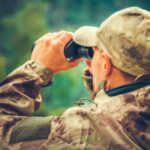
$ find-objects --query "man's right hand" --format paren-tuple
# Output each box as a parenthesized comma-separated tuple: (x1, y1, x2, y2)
(31, 31, 80, 74)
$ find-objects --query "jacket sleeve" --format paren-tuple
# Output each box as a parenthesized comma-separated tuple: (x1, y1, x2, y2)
(0, 60, 53, 116)
(0, 60, 54, 149)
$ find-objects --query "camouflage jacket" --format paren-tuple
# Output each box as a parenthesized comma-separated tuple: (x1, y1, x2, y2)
(0, 60, 150, 150)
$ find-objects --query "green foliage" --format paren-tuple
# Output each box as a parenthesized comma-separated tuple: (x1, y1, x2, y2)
(0, 0, 150, 115)
(2, 1, 48, 71)
(0, 55, 6, 79)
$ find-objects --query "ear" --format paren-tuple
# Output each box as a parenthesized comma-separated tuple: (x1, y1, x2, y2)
(102, 52, 112, 77)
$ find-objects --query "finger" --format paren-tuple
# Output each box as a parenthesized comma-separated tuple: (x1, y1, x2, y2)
(69, 59, 80, 67)
(92, 46, 99, 51)
(50, 31, 66, 38)
(58, 32, 73, 47)
(35, 31, 63, 43)
(49, 31, 72, 40)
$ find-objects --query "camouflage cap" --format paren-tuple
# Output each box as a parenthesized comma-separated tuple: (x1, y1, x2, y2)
(73, 7, 150, 76)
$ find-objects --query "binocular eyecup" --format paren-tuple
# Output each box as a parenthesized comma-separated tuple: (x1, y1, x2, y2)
(64, 40, 93, 61)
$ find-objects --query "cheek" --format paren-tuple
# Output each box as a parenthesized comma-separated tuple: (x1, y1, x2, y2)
(91, 55, 102, 78)
(92, 65, 102, 84)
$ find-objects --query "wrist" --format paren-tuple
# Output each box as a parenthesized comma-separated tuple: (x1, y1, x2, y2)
(28, 60, 54, 86)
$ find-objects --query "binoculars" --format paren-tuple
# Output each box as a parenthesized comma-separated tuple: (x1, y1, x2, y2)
(64, 40, 93, 61)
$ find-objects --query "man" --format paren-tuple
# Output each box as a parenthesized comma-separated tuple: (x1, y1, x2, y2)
(0, 7, 150, 150)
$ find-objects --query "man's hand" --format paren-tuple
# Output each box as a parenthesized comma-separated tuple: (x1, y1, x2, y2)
(31, 31, 80, 74)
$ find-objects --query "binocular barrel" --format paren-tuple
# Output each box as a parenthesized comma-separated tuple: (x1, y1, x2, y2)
(64, 40, 94, 61)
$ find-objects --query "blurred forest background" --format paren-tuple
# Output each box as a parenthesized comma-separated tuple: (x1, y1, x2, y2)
(0, 0, 150, 116)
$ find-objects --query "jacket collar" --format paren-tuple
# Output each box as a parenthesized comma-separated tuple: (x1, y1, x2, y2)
(106, 73, 150, 97)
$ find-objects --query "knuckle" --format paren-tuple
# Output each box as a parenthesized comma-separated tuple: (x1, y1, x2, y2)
(65, 31, 73, 36)
(65, 33, 73, 39)
(45, 39, 51, 45)
(53, 40, 63, 47)
(42, 33, 51, 39)
(60, 31, 72, 37)
(51, 32, 59, 37)
(50, 41, 56, 48)
(51, 40, 60, 48)
(57, 39, 64, 45)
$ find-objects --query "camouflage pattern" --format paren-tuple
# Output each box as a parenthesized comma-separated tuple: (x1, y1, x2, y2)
(73, 7, 150, 76)
(0, 60, 54, 149)
(0, 60, 150, 149)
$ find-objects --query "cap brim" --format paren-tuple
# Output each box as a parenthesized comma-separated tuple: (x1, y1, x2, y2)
(73, 26, 98, 47)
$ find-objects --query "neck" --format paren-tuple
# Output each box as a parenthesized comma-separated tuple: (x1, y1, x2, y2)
(105, 67, 135, 91)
